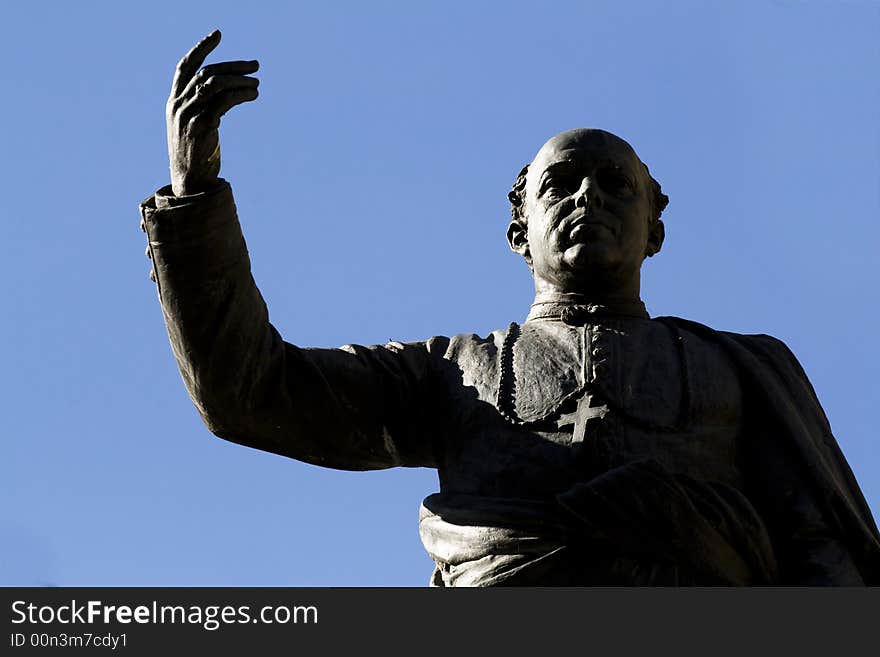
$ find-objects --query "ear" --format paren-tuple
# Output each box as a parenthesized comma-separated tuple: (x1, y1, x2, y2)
(645, 219, 665, 258)
(507, 219, 531, 264)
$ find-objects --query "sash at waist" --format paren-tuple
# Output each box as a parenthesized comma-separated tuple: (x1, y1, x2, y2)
(420, 460, 779, 586)
(418, 494, 571, 586)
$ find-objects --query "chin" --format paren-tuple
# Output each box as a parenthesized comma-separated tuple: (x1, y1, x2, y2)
(562, 243, 618, 271)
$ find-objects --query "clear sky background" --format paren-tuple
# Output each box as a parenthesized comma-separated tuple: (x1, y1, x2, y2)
(2, 1, 877, 586)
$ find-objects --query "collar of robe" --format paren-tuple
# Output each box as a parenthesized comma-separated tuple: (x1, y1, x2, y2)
(526, 292, 650, 325)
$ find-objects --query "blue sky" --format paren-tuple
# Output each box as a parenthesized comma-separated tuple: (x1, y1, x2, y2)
(2, 1, 877, 585)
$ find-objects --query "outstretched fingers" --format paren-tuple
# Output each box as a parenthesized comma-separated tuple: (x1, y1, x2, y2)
(171, 30, 222, 98)
(177, 75, 260, 125)
(194, 87, 261, 129)
(177, 60, 260, 99)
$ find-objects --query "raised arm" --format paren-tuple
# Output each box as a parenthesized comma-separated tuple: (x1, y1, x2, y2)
(141, 33, 443, 471)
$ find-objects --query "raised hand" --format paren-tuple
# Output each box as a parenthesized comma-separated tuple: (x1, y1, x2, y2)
(166, 30, 260, 196)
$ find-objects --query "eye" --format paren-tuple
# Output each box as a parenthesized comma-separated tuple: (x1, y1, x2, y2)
(598, 170, 634, 197)
(540, 176, 574, 200)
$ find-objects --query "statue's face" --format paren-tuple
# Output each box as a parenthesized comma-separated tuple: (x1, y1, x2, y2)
(517, 129, 663, 294)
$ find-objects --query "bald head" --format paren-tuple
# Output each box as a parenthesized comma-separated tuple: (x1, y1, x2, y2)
(509, 128, 668, 226)
(534, 129, 640, 169)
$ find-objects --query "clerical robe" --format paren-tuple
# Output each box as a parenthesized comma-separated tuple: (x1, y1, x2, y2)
(139, 180, 880, 585)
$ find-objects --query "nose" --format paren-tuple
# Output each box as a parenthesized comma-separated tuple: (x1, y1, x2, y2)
(574, 177, 602, 210)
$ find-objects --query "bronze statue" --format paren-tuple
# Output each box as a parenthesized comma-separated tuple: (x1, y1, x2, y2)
(141, 31, 879, 585)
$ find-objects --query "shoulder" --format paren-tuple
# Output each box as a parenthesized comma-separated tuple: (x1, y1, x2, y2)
(658, 316, 822, 407)
(656, 316, 816, 387)
(443, 327, 508, 360)
(427, 326, 512, 399)
(359, 326, 509, 368)
(657, 316, 794, 358)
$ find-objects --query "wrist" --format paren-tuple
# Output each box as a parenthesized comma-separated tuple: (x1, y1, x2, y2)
(171, 174, 221, 198)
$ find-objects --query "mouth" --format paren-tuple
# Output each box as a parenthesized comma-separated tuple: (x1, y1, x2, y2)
(567, 217, 615, 243)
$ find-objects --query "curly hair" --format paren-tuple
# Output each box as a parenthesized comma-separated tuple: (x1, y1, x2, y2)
(507, 163, 669, 225)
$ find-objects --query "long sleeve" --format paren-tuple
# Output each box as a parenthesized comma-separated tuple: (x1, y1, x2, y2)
(139, 181, 444, 470)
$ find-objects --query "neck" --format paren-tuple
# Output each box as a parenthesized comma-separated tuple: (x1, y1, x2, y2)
(532, 270, 642, 307)
(529, 273, 648, 321)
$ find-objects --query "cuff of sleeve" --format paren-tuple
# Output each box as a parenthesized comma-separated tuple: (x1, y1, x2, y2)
(153, 180, 229, 210)
(140, 179, 234, 242)
(139, 178, 249, 280)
